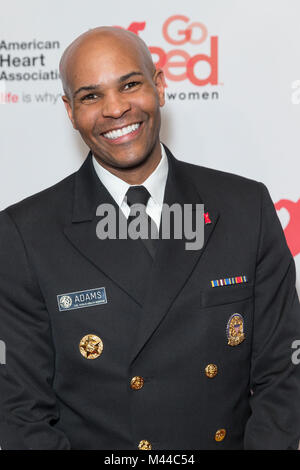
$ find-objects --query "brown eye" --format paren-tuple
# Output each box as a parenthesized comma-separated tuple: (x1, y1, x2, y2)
(81, 93, 98, 101)
(124, 81, 140, 90)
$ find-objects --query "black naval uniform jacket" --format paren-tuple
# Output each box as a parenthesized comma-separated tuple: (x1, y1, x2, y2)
(0, 145, 300, 450)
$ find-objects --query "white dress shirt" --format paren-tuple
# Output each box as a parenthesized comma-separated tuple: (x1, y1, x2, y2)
(92, 143, 169, 231)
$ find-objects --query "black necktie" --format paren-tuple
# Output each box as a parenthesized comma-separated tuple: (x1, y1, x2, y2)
(126, 186, 158, 259)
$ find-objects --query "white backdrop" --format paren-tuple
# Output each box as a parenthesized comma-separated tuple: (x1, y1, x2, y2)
(1, 0, 299, 287)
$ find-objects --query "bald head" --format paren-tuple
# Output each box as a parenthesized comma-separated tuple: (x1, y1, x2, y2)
(59, 27, 156, 98)
(59, 25, 165, 180)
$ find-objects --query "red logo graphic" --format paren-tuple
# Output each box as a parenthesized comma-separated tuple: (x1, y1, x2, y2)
(125, 22, 146, 35)
(204, 212, 212, 225)
(115, 15, 219, 86)
(275, 199, 300, 257)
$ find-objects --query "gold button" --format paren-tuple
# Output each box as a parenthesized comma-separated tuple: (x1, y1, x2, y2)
(215, 429, 226, 442)
(205, 364, 218, 378)
(138, 439, 152, 450)
(130, 376, 144, 390)
(79, 334, 103, 359)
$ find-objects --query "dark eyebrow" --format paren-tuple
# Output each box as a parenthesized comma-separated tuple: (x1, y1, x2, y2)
(73, 85, 99, 98)
(73, 71, 143, 98)
(118, 71, 143, 83)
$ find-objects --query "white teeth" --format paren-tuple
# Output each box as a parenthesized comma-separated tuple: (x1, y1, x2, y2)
(103, 123, 140, 140)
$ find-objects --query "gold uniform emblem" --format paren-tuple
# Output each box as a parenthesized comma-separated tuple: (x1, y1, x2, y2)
(215, 429, 226, 442)
(138, 440, 152, 450)
(205, 364, 218, 378)
(79, 334, 103, 359)
(226, 313, 245, 346)
(130, 376, 144, 390)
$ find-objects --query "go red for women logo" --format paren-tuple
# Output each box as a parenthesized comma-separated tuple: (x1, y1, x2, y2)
(275, 199, 300, 257)
(115, 15, 219, 87)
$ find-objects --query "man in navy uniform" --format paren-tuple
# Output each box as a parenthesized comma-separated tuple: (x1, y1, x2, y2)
(0, 27, 300, 450)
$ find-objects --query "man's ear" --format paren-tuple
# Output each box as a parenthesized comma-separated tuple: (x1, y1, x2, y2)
(62, 95, 77, 129)
(154, 68, 166, 107)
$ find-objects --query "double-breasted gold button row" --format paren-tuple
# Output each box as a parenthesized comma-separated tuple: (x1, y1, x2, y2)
(137, 429, 226, 451)
(130, 364, 218, 391)
(79, 337, 218, 380)
(79, 339, 224, 446)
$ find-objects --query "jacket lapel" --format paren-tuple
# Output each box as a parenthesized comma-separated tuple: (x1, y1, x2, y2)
(63, 153, 153, 306)
(130, 146, 220, 363)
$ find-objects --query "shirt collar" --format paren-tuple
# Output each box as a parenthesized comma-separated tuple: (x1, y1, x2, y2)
(92, 143, 169, 208)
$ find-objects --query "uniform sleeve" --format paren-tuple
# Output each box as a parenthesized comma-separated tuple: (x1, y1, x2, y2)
(244, 183, 300, 450)
(0, 210, 70, 449)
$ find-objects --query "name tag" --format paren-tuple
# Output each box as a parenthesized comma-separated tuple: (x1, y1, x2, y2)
(57, 287, 107, 311)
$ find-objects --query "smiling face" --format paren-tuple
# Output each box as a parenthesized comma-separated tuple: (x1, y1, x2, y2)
(61, 29, 165, 181)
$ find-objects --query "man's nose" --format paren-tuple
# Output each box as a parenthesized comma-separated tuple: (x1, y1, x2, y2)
(102, 92, 131, 118)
